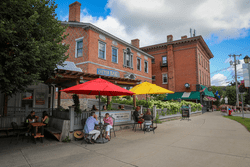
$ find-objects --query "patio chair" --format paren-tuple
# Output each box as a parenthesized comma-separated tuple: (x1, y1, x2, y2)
(10, 122, 28, 144)
(132, 114, 141, 132)
(81, 118, 94, 145)
(143, 117, 157, 134)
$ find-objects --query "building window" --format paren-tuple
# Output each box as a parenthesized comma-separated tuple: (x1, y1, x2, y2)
(152, 58, 155, 64)
(123, 48, 133, 69)
(152, 75, 155, 81)
(76, 40, 83, 58)
(112, 47, 118, 63)
(144, 60, 148, 73)
(162, 56, 167, 64)
(98, 41, 106, 59)
(198, 54, 200, 64)
(137, 57, 141, 71)
(162, 74, 168, 84)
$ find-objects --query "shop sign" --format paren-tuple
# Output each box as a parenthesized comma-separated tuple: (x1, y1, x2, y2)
(97, 68, 120, 77)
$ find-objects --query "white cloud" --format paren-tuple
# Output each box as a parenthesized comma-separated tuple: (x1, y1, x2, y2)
(211, 73, 229, 86)
(60, 0, 250, 47)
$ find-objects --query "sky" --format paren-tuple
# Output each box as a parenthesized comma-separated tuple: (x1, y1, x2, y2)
(54, 0, 250, 86)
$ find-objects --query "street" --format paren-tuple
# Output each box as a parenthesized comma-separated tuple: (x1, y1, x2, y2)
(1, 111, 250, 167)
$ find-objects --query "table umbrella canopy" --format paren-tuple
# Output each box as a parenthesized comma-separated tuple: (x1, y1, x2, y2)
(129, 82, 174, 95)
(60, 78, 135, 96)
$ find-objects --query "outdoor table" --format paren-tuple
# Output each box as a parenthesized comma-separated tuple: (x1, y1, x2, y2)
(30, 122, 46, 144)
(95, 123, 109, 143)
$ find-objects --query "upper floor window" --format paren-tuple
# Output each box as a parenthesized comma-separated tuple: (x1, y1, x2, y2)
(76, 40, 83, 58)
(162, 56, 167, 64)
(201, 55, 203, 66)
(98, 41, 106, 60)
(152, 58, 155, 64)
(144, 60, 148, 73)
(162, 74, 168, 84)
(112, 47, 118, 63)
(137, 57, 141, 71)
(152, 75, 155, 81)
(198, 54, 200, 64)
(123, 48, 133, 69)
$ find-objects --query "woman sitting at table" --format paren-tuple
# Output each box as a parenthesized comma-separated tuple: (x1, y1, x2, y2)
(103, 113, 113, 141)
(141, 109, 153, 127)
(42, 111, 49, 127)
(92, 105, 98, 111)
(103, 105, 107, 111)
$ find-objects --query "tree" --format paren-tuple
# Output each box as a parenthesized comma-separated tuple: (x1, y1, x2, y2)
(211, 86, 225, 107)
(0, 0, 69, 115)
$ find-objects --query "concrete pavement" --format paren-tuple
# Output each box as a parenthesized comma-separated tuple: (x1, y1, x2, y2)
(1, 111, 250, 167)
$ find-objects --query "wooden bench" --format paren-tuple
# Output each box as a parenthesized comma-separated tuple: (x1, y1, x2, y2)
(44, 117, 69, 142)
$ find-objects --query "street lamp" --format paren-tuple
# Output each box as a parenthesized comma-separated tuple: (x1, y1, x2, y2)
(244, 55, 250, 64)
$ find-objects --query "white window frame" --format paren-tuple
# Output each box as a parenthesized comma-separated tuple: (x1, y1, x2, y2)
(137, 57, 141, 71)
(162, 74, 168, 84)
(98, 41, 106, 60)
(144, 60, 148, 73)
(162, 56, 167, 64)
(75, 37, 84, 58)
(111, 47, 118, 63)
(123, 48, 133, 69)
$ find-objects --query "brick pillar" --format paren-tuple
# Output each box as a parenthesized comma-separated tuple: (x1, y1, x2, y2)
(167, 45, 175, 91)
(131, 39, 140, 48)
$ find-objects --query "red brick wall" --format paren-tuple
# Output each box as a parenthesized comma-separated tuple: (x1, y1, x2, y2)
(142, 37, 212, 93)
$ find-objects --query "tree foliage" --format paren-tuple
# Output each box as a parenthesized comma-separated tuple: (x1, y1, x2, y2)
(0, 0, 69, 96)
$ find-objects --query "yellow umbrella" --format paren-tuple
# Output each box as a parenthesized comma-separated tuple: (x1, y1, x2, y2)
(120, 82, 174, 97)
(129, 82, 174, 95)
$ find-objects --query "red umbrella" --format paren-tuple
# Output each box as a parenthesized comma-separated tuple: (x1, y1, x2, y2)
(61, 78, 134, 143)
(61, 78, 134, 96)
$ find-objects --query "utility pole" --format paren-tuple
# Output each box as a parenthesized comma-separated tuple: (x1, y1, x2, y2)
(229, 54, 241, 107)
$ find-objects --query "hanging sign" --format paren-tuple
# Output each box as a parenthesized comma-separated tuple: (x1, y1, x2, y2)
(97, 68, 120, 77)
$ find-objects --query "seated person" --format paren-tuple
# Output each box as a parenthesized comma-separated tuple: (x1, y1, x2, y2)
(92, 105, 98, 111)
(118, 105, 125, 110)
(25, 111, 39, 134)
(84, 112, 100, 144)
(103, 105, 107, 111)
(42, 111, 49, 126)
(141, 109, 154, 128)
(103, 113, 113, 141)
(133, 106, 144, 128)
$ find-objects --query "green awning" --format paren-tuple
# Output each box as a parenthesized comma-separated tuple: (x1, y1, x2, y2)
(164, 92, 183, 100)
(164, 91, 200, 100)
(200, 85, 215, 97)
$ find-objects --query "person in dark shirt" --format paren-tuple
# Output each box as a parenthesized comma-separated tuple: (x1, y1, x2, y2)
(133, 106, 143, 128)
(142, 109, 153, 121)
(142, 109, 154, 128)
(25, 111, 39, 134)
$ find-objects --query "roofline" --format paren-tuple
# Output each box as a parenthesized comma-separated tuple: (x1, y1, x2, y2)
(60, 21, 154, 59)
(140, 36, 214, 59)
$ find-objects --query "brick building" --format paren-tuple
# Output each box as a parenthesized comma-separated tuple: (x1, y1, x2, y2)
(140, 35, 214, 109)
(57, 1, 153, 101)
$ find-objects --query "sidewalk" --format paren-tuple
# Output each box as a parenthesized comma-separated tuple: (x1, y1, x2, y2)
(1, 111, 250, 167)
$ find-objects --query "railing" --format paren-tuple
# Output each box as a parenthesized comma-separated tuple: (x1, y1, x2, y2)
(139, 105, 201, 119)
